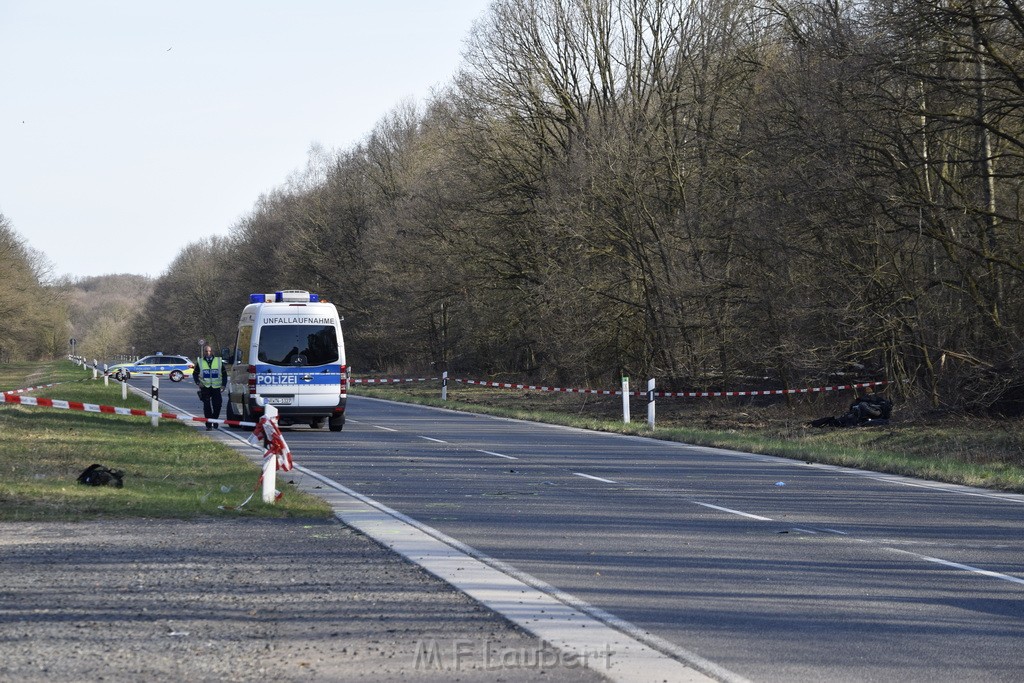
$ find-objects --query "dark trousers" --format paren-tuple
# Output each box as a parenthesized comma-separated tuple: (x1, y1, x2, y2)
(199, 386, 223, 420)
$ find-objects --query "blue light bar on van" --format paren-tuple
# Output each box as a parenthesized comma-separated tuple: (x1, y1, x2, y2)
(274, 290, 318, 303)
(251, 291, 320, 304)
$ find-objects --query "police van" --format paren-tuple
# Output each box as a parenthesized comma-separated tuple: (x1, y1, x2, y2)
(226, 290, 347, 431)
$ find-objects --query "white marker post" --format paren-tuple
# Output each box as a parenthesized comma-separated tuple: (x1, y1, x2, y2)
(442, 371, 448, 401)
(150, 375, 159, 427)
(622, 376, 630, 424)
(261, 402, 278, 504)
(647, 378, 656, 429)
(121, 378, 127, 400)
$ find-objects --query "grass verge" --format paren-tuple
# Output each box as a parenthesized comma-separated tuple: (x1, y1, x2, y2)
(352, 382, 1024, 493)
(0, 360, 332, 521)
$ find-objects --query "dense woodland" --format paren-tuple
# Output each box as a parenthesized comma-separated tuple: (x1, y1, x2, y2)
(14, 0, 1024, 414)
(0, 211, 152, 365)
(0, 215, 67, 362)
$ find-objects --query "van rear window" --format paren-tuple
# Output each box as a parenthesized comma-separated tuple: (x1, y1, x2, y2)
(257, 325, 339, 366)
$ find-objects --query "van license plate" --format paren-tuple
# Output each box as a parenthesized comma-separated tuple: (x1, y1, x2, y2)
(266, 397, 293, 405)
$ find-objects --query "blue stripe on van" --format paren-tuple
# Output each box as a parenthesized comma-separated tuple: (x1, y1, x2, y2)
(253, 364, 343, 387)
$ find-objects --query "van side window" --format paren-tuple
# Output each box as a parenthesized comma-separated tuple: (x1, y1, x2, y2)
(236, 325, 253, 364)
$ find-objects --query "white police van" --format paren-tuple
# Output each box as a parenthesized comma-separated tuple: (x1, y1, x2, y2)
(226, 290, 347, 431)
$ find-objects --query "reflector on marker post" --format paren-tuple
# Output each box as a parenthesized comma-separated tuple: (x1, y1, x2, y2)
(150, 375, 159, 427)
(647, 378, 656, 429)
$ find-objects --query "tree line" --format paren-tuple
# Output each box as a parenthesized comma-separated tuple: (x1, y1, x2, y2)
(130, 0, 1024, 414)
(0, 213, 68, 362)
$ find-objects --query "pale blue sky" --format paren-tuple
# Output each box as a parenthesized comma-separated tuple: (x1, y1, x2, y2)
(0, 0, 491, 279)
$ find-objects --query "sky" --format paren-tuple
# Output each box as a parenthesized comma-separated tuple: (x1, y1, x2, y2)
(0, 0, 491, 280)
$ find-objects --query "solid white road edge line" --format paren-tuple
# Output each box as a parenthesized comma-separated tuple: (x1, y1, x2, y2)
(293, 465, 748, 683)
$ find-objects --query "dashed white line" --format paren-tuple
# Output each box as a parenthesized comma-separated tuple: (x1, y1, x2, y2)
(332, 399, 1024, 591)
(887, 548, 1024, 586)
(478, 449, 518, 460)
(574, 472, 617, 484)
(693, 502, 774, 521)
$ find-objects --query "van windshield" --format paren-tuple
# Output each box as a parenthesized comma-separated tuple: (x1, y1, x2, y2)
(257, 325, 339, 366)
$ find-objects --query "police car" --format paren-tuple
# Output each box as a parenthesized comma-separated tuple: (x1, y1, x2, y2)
(106, 354, 195, 382)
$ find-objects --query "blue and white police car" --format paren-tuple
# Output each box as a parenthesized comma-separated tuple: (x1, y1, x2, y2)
(106, 354, 195, 382)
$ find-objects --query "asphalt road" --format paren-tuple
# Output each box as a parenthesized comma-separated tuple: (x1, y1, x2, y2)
(154, 379, 1024, 682)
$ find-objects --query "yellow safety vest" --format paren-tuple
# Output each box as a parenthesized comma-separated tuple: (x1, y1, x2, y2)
(197, 357, 224, 389)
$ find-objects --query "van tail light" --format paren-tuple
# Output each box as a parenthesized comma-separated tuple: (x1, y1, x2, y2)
(246, 365, 264, 415)
(340, 365, 348, 391)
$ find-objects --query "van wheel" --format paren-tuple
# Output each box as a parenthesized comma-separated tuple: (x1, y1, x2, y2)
(309, 418, 327, 429)
(328, 415, 345, 432)
(239, 401, 255, 431)
(169, 370, 184, 382)
(226, 400, 242, 430)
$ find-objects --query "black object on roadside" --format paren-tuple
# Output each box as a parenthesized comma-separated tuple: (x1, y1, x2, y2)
(77, 463, 124, 488)
(812, 391, 893, 428)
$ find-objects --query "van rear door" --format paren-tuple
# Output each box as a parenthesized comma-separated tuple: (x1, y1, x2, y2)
(254, 321, 344, 410)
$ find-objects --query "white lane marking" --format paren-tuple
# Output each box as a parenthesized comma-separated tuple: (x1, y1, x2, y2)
(574, 472, 617, 484)
(350, 396, 1024, 506)
(887, 548, 1024, 586)
(292, 467, 738, 683)
(344, 397, 1024, 590)
(478, 449, 518, 460)
(374, 425, 399, 432)
(694, 502, 774, 521)
(419, 436, 447, 444)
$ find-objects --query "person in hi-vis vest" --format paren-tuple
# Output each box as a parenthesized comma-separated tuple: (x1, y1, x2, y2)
(194, 344, 226, 430)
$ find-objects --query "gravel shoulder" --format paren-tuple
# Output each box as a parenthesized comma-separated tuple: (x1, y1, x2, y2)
(0, 518, 609, 682)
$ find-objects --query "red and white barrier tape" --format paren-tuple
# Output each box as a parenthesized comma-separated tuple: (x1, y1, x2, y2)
(252, 412, 293, 472)
(0, 392, 258, 428)
(3, 382, 63, 395)
(651, 380, 890, 398)
(2, 374, 100, 395)
(455, 378, 890, 398)
(454, 378, 621, 395)
(350, 377, 439, 385)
